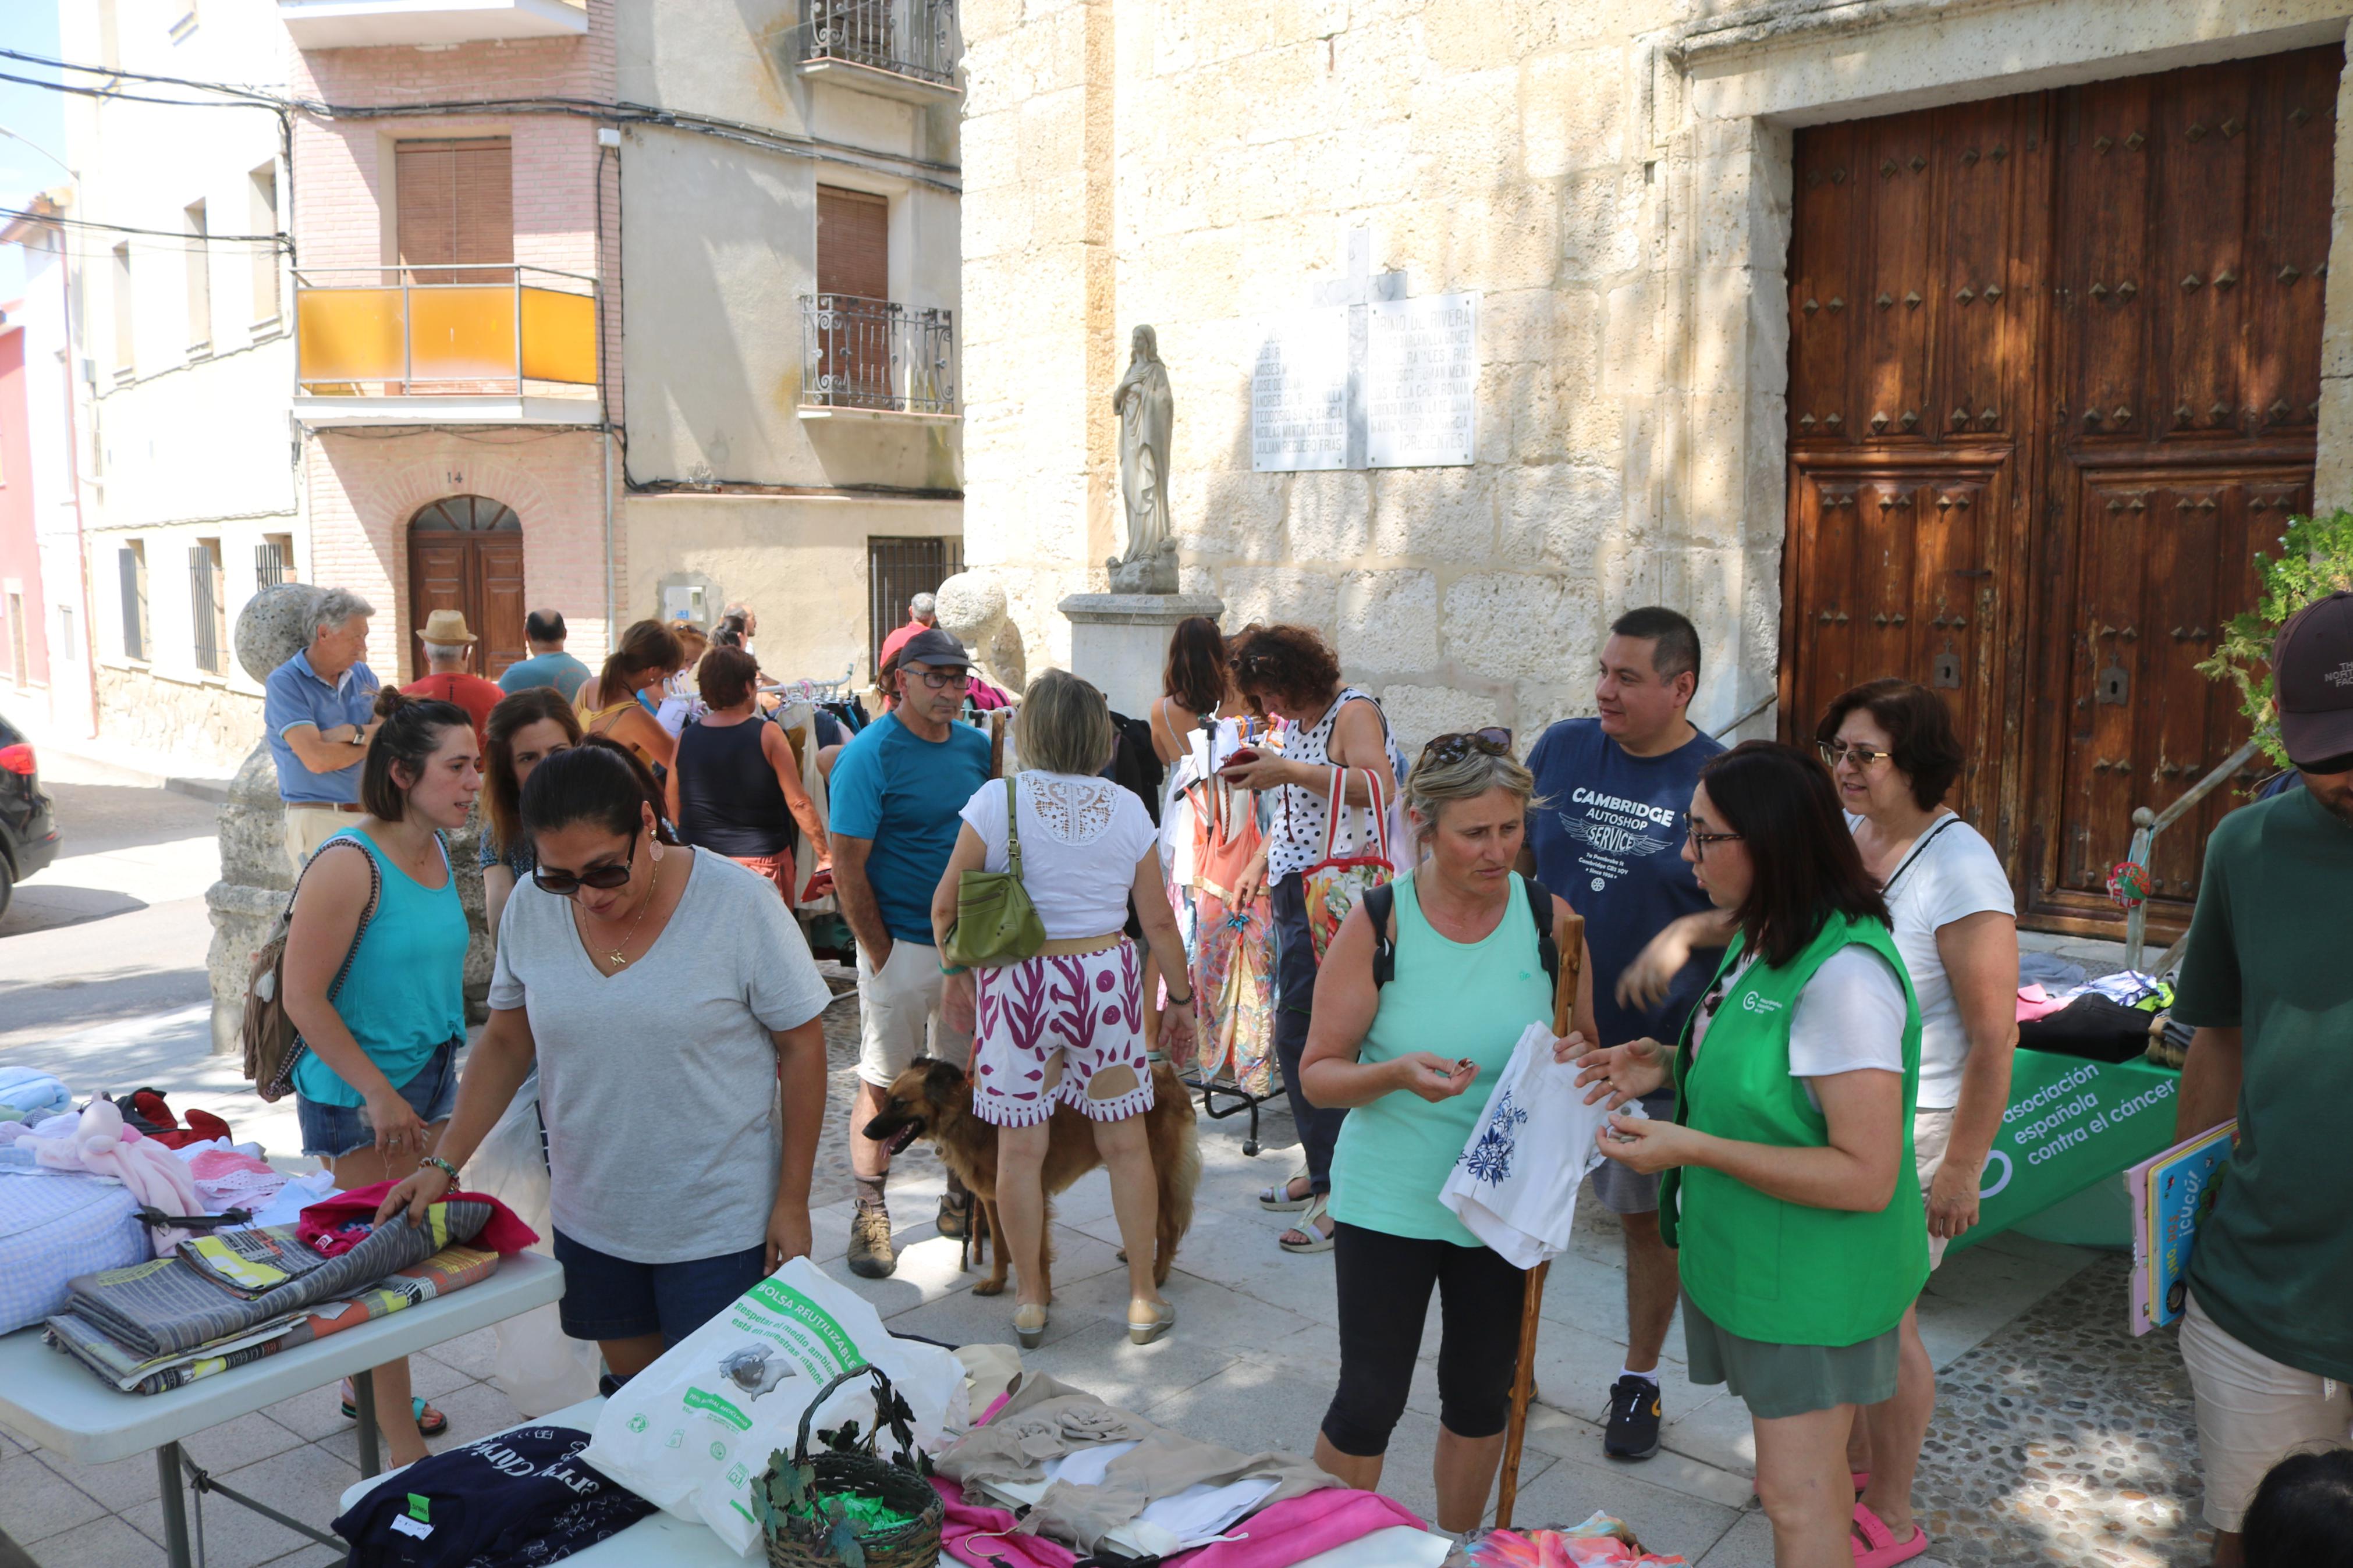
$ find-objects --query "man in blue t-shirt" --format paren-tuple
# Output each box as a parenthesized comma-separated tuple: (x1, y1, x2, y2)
(1522, 606, 1724, 1463)
(496, 608, 594, 703)
(828, 626, 992, 1278)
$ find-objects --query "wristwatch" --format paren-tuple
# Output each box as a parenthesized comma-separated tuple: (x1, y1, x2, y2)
(346, 728, 367, 747)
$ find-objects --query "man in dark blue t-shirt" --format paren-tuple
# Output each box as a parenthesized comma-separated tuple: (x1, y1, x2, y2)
(1523, 606, 1724, 1464)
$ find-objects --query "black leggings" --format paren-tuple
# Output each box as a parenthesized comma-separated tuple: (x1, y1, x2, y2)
(1321, 1221, 1528, 1457)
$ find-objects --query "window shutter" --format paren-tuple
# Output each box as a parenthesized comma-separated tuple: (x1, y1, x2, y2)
(817, 186, 889, 301)
(398, 139, 514, 282)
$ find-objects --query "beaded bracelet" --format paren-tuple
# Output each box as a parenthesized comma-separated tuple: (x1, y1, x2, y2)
(420, 1155, 461, 1184)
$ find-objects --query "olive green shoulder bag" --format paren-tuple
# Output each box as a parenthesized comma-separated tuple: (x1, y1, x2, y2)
(943, 774, 1048, 968)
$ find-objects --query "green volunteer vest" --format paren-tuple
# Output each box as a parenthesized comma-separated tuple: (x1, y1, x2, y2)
(1658, 910, 1928, 1347)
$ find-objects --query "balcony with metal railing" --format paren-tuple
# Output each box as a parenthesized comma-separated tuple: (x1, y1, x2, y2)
(279, 0, 587, 49)
(798, 294, 957, 421)
(291, 264, 601, 426)
(797, 0, 961, 103)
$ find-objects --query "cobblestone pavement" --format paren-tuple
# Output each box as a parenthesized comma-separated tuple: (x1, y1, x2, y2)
(1914, 1254, 2208, 1568)
(808, 962, 948, 1211)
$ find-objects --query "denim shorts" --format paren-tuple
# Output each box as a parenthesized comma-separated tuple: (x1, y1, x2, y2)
(294, 1039, 461, 1160)
(552, 1229, 768, 1347)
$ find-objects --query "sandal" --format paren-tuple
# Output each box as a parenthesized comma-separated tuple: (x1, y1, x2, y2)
(1013, 1303, 1049, 1350)
(340, 1380, 449, 1437)
(1849, 1502, 1928, 1567)
(1277, 1193, 1335, 1254)
(1127, 1299, 1177, 1346)
(1257, 1168, 1312, 1212)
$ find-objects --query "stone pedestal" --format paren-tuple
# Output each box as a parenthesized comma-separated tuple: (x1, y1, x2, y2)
(1056, 592, 1226, 719)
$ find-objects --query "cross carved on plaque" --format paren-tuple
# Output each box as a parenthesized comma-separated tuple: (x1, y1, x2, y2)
(1314, 229, 1408, 470)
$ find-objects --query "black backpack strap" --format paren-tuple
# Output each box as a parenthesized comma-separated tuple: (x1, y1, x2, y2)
(1367, 881, 1398, 988)
(1523, 876, 1561, 994)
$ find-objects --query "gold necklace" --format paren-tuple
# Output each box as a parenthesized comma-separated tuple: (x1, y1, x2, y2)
(593, 852, 661, 970)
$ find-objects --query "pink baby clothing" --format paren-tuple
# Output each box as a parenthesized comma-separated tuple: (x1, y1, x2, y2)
(20, 1100, 203, 1255)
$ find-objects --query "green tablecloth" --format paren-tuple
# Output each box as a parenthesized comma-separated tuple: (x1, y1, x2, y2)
(1944, 1046, 2179, 1255)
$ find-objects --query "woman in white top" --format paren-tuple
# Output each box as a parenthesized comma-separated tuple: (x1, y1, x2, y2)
(1621, 682, 2015, 1560)
(932, 671, 1200, 1350)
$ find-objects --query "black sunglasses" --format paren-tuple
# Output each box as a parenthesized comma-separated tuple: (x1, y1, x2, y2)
(532, 825, 638, 897)
(1419, 727, 1513, 765)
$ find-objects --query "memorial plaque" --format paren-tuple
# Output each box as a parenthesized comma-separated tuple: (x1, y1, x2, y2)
(1366, 293, 1478, 468)
(1250, 308, 1350, 472)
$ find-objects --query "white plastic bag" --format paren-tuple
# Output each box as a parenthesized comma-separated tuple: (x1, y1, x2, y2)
(581, 1257, 966, 1556)
(460, 1068, 602, 1416)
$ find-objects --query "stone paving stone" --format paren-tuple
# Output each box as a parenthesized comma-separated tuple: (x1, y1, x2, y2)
(125, 1443, 360, 1567)
(176, 1410, 310, 1477)
(19, 1440, 163, 1515)
(0, 1446, 109, 1544)
(12, 1514, 167, 1568)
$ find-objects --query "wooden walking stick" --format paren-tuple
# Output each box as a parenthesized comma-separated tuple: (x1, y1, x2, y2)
(1495, 909, 1584, 1531)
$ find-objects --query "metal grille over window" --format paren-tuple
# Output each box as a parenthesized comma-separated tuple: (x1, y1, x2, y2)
(801, 296, 956, 414)
(868, 535, 963, 676)
(804, 0, 960, 86)
(255, 536, 294, 589)
(190, 544, 225, 675)
(118, 546, 147, 662)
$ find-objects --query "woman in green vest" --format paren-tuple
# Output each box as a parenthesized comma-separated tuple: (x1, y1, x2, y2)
(1299, 731, 1597, 1534)
(1573, 741, 1928, 1568)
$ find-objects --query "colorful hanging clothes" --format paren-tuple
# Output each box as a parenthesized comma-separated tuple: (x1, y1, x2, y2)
(1189, 891, 1277, 1096)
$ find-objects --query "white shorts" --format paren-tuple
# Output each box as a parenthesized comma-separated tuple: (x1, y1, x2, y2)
(855, 941, 970, 1090)
(2178, 1289, 2353, 1531)
(1912, 1107, 1955, 1271)
(971, 941, 1154, 1128)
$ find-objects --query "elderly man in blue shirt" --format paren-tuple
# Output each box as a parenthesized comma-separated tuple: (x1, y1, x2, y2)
(263, 588, 384, 871)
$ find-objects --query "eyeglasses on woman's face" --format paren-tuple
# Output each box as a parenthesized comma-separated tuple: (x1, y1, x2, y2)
(1421, 727, 1512, 765)
(1819, 739, 1894, 771)
(532, 825, 639, 897)
(1685, 824, 1743, 851)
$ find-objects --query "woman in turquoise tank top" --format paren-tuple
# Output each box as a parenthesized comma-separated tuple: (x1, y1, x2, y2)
(1297, 732, 1597, 1534)
(282, 688, 478, 1469)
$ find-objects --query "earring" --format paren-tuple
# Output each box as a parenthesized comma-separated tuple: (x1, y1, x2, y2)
(650, 840, 664, 861)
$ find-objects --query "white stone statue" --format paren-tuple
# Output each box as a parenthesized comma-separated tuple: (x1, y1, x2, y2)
(1108, 324, 1178, 593)
(934, 569, 1026, 694)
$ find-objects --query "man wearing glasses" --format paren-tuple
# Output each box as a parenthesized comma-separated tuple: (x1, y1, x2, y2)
(1521, 605, 1724, 1463)
(829, 627, 993, 1276)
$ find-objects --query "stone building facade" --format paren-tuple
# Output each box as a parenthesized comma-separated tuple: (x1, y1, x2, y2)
(956, 0, 2353, 761)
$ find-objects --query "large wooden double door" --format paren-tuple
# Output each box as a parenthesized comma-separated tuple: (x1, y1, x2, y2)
(1783, 45, 2340, 935)
(406, 495, 527, 680)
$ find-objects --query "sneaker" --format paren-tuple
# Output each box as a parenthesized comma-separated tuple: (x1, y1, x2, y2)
(1603, 1374, 1662, 1460)
(847, 1205, 897, 1278)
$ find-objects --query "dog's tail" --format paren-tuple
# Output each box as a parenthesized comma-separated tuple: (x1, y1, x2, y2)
(1157, 1112, 1201, 1281)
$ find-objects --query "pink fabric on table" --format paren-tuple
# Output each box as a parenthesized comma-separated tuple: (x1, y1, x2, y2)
(20, 1099, 203, 1254)
(975, 1391, 1014, 1428)
(1167, 1488, 1426, 1567)
(2017, 984, 2070, 1022)
(934, 1477, 1078, 1568)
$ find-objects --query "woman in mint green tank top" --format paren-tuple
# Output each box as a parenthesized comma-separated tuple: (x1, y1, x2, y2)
(1296, 732, 1597, 1534)
(281, 689, 480, 1469)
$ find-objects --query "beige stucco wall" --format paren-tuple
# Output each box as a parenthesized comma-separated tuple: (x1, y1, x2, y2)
(958, 0, 2353, 752)
(623, 492, 963, 687)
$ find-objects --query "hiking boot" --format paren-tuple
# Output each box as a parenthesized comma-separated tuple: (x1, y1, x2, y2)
(1603, 1374, 1662, 1460)
(847, 1205, 897, 1278)
(938, 1179, 973, 1240)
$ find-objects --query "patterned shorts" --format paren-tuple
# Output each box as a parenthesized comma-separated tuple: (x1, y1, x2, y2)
(971, 940, 1155, 1126)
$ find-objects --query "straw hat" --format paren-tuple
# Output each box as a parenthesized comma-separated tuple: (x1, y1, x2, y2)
(417, 609, 477, 645)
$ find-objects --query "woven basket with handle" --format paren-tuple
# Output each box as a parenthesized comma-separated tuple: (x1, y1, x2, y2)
(755, 1363, 943, 1568)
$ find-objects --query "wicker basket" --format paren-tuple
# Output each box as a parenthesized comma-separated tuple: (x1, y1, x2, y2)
(758, 1363, 945, 1568)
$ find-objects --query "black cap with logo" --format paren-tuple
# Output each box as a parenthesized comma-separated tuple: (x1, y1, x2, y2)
(896, 627, 971, 669)
(2274, 590, 2353, 770)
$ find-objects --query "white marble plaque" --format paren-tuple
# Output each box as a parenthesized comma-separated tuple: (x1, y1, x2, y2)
(1250, 308, 1350, 472)
(1366, 292, 1478, 468)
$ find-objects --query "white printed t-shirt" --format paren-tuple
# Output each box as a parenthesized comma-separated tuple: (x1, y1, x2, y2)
(959, 772, 1158, 940)
(1692, 945, 1908, 1113)
(1847, 812, 2016, 1110)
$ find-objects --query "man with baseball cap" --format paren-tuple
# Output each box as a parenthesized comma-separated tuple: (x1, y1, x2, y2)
(827, 626, 991, 1275)
(2169, 589, 2353, 1568)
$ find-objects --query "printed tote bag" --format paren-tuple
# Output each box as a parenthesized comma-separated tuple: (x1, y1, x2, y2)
(1301, 767, 1396, 962)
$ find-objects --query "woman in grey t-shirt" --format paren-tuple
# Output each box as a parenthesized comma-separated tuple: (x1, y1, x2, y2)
(378, 741, 833, 1376)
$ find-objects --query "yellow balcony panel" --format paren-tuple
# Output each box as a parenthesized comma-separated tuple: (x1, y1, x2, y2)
(409, 286, 518, 383)
(296, 287, 404, 385)
(520, 287, 597, 386)
(279, 0, 586, 48)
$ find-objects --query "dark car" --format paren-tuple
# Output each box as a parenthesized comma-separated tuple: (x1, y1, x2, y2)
(0, 707, 61, 922)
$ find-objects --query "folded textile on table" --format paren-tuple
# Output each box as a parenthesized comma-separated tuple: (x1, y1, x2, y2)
(1452, 1512, 1690, 1565)
(0, 1066, 71, 1121)
(935, 1478, 1432, 1568)
(2016, 994, 2162, 1064)
(974, 1439, 1280, 1556)
(54, 1195, 503, 1361)
(300, 1179, 539, 1258)
(0, 1171, 147, 1335)
(1440, 1021, 1642, 1268)
(16, 1100, 203, 1254)
(181, 1146, 294, 1212)
(334, 1423, 655, 1568)
(178, 1224, 332, 1296)
(935, 1373, 1337, 1555)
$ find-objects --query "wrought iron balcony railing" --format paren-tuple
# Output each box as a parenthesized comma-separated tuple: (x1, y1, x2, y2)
(801, 0, 960, 90)
(800, 294, 956, 417)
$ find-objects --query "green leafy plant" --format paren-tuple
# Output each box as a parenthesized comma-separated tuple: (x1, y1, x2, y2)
(2198, 507, 2353, 767)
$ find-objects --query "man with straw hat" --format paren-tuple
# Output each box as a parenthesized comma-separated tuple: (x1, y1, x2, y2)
(403, 608, 503, 748)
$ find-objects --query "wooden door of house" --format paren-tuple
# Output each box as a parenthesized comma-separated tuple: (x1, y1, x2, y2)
(815, 185, 892, 407)
(1784, 45, 2339, 937)
(406, 495, 527, 680)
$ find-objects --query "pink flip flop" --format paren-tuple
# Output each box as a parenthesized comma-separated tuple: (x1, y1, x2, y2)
(1850, 1501, 1928, 1567)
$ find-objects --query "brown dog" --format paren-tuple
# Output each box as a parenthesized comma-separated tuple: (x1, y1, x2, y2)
(860, 1057, 1199, 1300)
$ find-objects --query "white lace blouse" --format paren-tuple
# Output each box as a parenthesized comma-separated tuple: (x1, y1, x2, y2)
(958, 772, 1160, 940)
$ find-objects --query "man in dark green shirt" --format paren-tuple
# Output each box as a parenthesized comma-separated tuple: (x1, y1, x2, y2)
(2170, 591, 2353, 1568)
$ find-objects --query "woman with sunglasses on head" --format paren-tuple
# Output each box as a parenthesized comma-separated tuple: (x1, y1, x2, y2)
(373, 739, 833, 1381)
(1219, 623, 1402, 1253)
(576, 618, 682, 771)
(479, 688, 583, 940)
(1298, 730, 1596, 1534)
(1574, 741, 1926, 1568)
(281, 689, 478, 1466)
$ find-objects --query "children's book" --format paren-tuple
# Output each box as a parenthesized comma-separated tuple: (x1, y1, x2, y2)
(2127, 1120, 2234, 1336)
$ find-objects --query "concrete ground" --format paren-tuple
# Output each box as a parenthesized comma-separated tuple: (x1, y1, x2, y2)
(0, 767, 2207, 1567)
